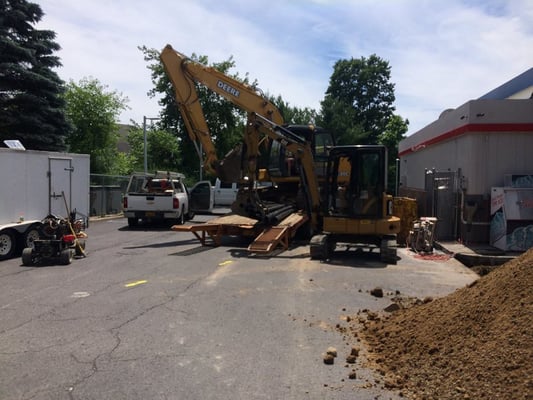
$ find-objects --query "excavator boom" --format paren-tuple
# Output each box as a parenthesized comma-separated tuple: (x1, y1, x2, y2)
(160, 44, 284, 179)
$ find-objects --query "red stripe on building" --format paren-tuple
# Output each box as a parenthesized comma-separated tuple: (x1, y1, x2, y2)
(399, 123, 533, 157)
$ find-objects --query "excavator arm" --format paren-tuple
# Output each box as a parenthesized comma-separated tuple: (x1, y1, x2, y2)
(248, 113, 321, 230)
(160, 44, 284, 179)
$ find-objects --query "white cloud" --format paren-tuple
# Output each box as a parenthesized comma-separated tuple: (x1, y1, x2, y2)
(35, 0, 533, 135)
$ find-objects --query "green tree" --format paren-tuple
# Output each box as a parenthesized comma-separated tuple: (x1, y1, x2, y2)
(0, 0, 70, 150)
(64, 77, 128, 173)
(109, 151, 135, 176)
(140, 46, 247, 179)
(127, 124, 181, 173)
(319, 55, 396, 145)
(270, 94, 318, 125)
(379, 114, 409, 193)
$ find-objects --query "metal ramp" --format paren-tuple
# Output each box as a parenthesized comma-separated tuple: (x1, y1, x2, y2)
(248, 212, 308, 254)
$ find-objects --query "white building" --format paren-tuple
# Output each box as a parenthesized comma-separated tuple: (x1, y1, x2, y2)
(398, 68, 533, 247)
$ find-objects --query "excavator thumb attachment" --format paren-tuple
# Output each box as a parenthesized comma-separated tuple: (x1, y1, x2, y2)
(215, 145, 242, 183)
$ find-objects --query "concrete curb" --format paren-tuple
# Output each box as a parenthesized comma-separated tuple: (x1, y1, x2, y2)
(435, 241, 517, 267)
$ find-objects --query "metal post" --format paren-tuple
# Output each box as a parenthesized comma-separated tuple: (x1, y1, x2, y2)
(395, 158, 400, 197)
(143, 116, 161, 174)
(199, 143, 203, 181)
(143, 116, 147, 174)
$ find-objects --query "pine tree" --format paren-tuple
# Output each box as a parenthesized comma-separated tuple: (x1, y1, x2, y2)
(0, 0, 70, 150)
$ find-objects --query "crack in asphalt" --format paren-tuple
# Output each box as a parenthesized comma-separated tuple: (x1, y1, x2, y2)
(3, 253, 227, 400)
(63, 271, 211, 399)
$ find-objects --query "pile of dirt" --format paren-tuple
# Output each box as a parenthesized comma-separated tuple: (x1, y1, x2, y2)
(359, 248, 533, 399)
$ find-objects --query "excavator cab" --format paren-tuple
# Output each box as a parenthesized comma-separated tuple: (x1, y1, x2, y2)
(310, 145, 401, 263)
(325, 145, 387, 218)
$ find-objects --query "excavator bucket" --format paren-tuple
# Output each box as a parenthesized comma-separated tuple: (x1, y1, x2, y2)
(215, 145, 242, 183)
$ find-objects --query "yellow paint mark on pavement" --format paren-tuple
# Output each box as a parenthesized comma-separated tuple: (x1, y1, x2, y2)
(218, 260, 233, 267)
(125, 280, 147, 288)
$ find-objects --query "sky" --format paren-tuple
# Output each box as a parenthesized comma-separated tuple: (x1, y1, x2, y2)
(35, 0, 533, 135)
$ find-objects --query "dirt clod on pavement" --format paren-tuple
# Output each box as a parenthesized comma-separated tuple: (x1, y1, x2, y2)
(358, 248, 533, 399)
(323, 353, 335, 365)
(326, 347, 338, 357)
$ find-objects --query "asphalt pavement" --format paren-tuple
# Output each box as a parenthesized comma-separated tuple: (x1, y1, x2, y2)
(0, 215, 479, 400)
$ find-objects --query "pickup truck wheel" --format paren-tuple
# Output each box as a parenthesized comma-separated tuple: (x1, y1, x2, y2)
(177, 208, 185, 225)
(128, 217, 138, 228)
(0, 230, 17, 261)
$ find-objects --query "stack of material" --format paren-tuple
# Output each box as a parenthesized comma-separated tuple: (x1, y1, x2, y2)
(393, 197, 418, 246)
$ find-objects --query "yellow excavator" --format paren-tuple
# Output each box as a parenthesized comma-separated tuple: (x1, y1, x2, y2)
(251, 113, 400, 263)
(160, 45, 400, 263)
(160, 44, 333, 221)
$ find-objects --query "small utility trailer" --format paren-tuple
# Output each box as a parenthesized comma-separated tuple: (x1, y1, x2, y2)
(0, 147, 90, 261)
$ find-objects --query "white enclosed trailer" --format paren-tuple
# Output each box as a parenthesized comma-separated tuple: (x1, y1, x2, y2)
(0, 148, 90, 260)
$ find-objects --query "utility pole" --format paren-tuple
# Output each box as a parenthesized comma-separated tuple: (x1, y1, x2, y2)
(143, 116, 161, 174)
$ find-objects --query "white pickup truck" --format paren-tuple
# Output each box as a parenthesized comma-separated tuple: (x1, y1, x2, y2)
(122, 172, 194, 227)
(189, 179, 238, 212)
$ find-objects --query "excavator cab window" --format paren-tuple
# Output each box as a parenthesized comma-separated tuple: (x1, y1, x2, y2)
(314, 130, 334, 178)
(265, 126, 335, 179)
(326, 146, 386, 218)
(351, 152, 382, 217)
(266, 140, 285, 177)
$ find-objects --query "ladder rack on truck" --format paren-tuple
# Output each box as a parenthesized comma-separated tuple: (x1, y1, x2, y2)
(171, 212, 308, 255)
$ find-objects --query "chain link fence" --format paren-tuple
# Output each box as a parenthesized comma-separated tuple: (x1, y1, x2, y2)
(90, 174, 129, 217)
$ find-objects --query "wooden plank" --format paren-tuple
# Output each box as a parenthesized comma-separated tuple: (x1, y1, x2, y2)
(205, 214, 258, 226)
(173, 212, 307, 254)
(171, 213, 261, 247)
(171, 224, 220, 233)
(278, 212, 308, 228)
(248, 226, 289, 254)
(172, 224, 222, 246)
(248, 213, 308, 254)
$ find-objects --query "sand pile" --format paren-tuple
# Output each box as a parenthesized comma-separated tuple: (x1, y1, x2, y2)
(360, 248, 533, 399)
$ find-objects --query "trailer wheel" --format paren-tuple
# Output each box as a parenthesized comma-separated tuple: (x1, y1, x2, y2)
(0, 230, 17, 261)
(60, 249, 74, 265)
(23, 224, 42, 250)
(187, 208, 195, 221)
(22, 247, 35, 266)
